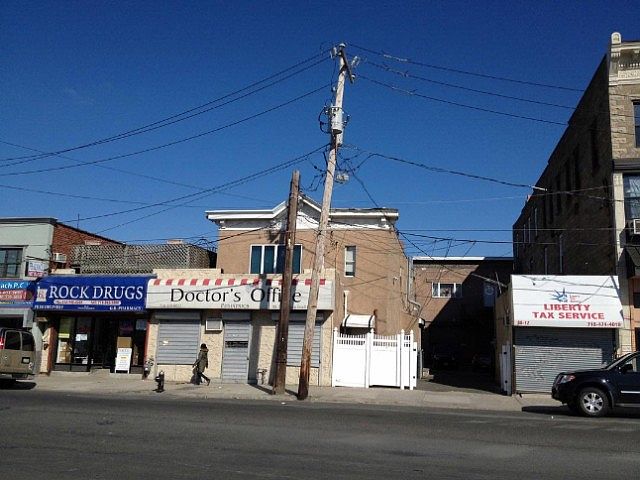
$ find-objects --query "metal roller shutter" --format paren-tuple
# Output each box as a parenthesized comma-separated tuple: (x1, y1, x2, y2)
(222, 321, 251, 382)
(157, 320, 200, 364)
(287, 321, 322, 368)
(514, 327, 615, 393)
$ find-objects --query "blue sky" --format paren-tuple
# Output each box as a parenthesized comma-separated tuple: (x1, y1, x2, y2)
(2, 1, 639, 257)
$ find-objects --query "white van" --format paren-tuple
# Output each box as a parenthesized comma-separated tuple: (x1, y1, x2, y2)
(0, 327, 36, 383)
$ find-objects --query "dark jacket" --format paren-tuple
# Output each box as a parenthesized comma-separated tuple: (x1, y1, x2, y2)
(195, 348, 209, 372)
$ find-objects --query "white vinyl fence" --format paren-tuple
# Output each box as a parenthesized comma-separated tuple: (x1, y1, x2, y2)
(331, 328, 417, 389)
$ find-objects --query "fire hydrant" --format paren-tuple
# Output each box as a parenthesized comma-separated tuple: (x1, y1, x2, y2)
(154, 370, 165, 393)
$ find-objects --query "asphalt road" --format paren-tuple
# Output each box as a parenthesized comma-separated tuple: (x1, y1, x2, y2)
(1, 390, 639, 479)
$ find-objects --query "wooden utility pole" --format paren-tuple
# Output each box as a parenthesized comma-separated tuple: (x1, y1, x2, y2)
(272, 170, 300, 395)
(298, 44, 353, 400)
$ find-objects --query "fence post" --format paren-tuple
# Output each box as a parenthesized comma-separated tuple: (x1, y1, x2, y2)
(331, 327, 338, 387)
(401, 329, 407, 390)
(365, 329, 373, 388)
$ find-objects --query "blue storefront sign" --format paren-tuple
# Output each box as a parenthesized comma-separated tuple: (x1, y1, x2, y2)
(0, 280, 36, 308)
(33, 276, 151, 312)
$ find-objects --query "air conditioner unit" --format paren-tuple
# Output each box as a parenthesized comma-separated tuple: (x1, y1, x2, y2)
(205, 318, 223, 332)
(52, 252, 67, 263)
(630, 219, 640, 235)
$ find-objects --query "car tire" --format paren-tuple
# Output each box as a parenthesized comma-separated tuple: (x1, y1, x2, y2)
(577, 387, 609, 417)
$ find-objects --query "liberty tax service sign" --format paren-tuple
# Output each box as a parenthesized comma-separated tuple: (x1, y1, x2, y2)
(511, 275, 623, 328)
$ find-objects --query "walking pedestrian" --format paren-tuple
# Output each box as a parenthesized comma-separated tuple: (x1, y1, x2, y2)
(193, 343, 210, 385)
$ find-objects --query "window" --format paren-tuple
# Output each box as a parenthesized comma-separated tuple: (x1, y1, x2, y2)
(514, 232, 519, 258)
(0, 248, 22, 278)
(533, 207, 538, 236)
(591, 119, 600, 170)
(544, 247, 548, 275)
(483, 282, 496, 307)
(634, 102, 640, 148)
(4, 330, 21, 350)
(623, 175, 640, 220)
(558, 234, 564, 274)
(573, 146, 581, 191)
(432, 283, 462, 298)
(21, 332, 34, 352)
(555, 176, 562, 214)
(344, 246, 356, 277)
(250, 245, 301, 274)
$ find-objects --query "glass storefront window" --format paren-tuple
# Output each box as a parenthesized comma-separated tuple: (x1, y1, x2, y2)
(72, 318, 92, 365)
(54, 316, 148, 372)
(56, 318, 73, 363)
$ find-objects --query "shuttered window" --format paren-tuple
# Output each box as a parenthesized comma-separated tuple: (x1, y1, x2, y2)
(157, 319, 200, 364)
(287, 322, 322, 368)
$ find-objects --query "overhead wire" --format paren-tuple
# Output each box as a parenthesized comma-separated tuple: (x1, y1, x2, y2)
(350, 43, 583, 92)
(0, 51, 330, 163)
(1, 85, 331, 177)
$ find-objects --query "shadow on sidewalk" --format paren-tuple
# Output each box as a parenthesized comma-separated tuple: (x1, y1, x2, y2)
(250, 384, 297, 397)
(421, 369, 500, 394)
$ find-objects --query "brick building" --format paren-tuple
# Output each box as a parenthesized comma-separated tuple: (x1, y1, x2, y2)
(413, 257, 513, 368)
(513, 32, 640, 353)
(209, 195, 416, 337)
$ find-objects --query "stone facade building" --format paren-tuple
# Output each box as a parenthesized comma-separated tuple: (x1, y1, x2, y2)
(513, 33, 640, 352)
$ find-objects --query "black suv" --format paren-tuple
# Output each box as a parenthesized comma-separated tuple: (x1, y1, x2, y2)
(552, 351, 640, 417)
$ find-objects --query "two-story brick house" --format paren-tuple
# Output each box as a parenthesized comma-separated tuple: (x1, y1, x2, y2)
(142, 195, 416, 386)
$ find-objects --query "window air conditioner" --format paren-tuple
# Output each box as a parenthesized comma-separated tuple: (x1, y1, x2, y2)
(52, 252, 67, 263)
(205, 318, 223, 332)
(631, 219, 640, 236)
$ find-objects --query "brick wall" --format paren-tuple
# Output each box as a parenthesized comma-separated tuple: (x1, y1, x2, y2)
(513, 58, 616, 276)
(51, 223, 120, 269)
(216, 227, 415, 336)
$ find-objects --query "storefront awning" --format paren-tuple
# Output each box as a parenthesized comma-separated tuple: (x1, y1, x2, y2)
(342, 314, 375, 329)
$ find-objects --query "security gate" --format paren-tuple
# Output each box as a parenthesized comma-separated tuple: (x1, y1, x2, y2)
(222, 321, 251, 382)
(514, 327, 615, 393)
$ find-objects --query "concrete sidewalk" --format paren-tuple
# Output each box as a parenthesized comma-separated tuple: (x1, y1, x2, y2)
(14, 372, 560, 413)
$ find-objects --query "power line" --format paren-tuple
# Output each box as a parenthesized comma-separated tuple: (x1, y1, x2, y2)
(361, 74, 568, 126)
(72, 145, 329, 233)
(350, 43, 583, 92)
(344, 145, 545, 191)
(1, 85, 331, 177)
(0, 51, 329, 163)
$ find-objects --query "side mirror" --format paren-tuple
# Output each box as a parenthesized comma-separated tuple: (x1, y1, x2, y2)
(620, 363, 633, 374)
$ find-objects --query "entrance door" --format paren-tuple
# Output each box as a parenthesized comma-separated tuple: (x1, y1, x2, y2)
(91, 319, 118, 370)
(222, 322, 251, 382)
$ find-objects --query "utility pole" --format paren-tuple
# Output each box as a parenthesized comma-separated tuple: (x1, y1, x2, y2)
(272, 170, 300, 395)
(298, 44, 354, 400)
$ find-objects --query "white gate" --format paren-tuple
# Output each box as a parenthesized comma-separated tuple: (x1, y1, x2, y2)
(332, 328, 417, 390)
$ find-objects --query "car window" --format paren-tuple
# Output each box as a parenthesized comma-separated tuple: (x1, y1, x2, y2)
(4, 330, 21, 350)
(621, 356, 640, 373)
(21, 332, 35, 352)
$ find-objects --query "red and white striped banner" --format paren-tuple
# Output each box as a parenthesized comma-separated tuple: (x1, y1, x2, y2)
(150, 278, 327, 287)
